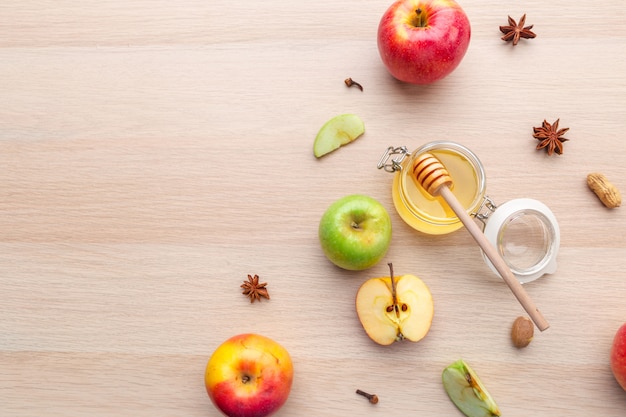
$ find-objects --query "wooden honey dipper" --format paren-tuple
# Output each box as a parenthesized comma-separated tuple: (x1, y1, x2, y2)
(412, 153, 550, 331)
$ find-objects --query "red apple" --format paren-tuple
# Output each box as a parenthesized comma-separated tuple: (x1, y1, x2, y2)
(610, 323, 626, 391)
(205, 334, 294, 417)
(377, 0, 471, 84)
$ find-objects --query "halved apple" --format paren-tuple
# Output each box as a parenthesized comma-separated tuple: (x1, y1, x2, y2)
(442, 359, 501, 417)
(313, 113, 365, 158)
(355, 263, 434, 345)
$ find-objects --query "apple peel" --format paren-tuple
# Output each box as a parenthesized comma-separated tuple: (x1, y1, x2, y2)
(313, 114, 365, 158)
(442, 359, 501, 417)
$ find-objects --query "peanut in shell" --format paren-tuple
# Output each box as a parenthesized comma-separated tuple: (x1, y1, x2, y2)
(587, 173, 621, 209)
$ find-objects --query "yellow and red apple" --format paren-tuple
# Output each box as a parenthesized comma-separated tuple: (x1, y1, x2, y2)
(355, 263, 434, 345)
(377, 0, 471, 84)
(205, 333, 294, 417)
(610, 323, 626, 391)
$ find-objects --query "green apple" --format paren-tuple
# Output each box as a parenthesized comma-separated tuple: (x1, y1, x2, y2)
(318, 194, 392, 271)
(442, 359, 501, 417)
(313, 114, 365, 158)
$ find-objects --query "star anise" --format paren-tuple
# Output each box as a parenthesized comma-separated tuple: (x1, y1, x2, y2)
(533, 119, 570, 156)
(241, 274, 270, 303)
(500, 14, 536, 45)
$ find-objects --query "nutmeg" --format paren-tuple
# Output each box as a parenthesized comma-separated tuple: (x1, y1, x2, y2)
(511, 316, 534, 348)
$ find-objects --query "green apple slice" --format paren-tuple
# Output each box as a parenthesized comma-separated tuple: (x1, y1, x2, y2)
(442, 360, 501, 417)
(313, 114, 365, 158)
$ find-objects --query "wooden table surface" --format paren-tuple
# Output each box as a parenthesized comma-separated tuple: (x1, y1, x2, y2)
(2, 1, 626, 416)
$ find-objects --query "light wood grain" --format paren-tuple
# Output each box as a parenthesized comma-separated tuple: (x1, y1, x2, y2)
(2, 1, 626, 416)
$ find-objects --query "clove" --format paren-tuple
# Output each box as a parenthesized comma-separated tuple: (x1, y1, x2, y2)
(344, 78, 364, 91)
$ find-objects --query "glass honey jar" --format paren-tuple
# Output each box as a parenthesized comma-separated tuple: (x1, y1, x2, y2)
(378, 141, 560, 283)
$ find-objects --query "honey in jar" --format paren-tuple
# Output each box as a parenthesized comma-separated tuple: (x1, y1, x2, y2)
(380, 141, 486, 235)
